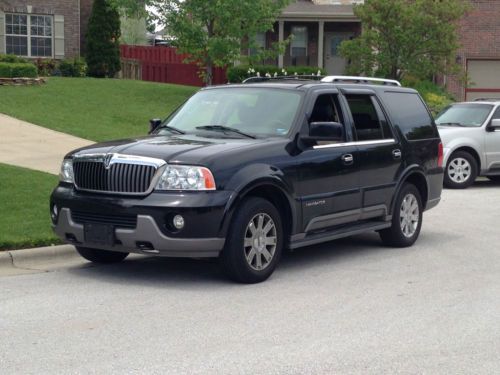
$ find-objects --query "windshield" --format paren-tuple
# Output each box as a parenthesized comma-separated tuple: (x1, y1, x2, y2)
(156, 88, 302, 137)
(435, 104, 493, 127)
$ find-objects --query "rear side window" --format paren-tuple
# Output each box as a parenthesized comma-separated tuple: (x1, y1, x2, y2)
(345, 95, 393, 141)
(382, 92, 437, 140)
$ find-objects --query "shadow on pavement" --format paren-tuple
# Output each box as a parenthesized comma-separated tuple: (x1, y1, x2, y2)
(67, 231, 403, 287)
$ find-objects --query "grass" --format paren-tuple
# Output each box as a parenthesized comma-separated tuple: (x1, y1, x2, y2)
(0, 163, 61, 250)
(0, 77, 197, 142)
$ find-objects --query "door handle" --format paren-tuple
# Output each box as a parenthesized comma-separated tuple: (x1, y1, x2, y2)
(392, 149, 402, 159)
(341, 154, 354, 165)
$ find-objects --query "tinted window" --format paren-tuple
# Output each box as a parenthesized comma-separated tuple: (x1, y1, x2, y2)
(346, 95, 386, 141)
(309, 94, 346, 143)
(382, 92, 437, 140)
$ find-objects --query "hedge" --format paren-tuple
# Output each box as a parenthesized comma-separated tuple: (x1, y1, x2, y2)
(0, 62, 38, 78)
(0, 54, 29, 64)
(227, 65, 327, 83)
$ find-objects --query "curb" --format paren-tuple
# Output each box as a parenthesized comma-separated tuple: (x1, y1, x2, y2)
(0, 245, 82, 276)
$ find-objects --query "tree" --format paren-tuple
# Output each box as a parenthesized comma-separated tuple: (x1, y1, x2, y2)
(148, 0, 291, 85)
(339, 0, 469, 81)
(86, 0, 121, 78)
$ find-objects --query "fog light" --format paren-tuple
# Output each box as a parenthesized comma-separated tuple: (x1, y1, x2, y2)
(173, 215, 185, 230)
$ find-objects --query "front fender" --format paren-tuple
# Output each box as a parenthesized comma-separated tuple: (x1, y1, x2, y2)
(218, 163, 297, 237)
(442, 138, 483, 168)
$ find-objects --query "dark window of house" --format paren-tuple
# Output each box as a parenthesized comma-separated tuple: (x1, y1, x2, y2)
(346, 95, 389, 141)
(382, 92, 437, 140)
(291, 26, 307, 57)
(5, 13, 52, 57)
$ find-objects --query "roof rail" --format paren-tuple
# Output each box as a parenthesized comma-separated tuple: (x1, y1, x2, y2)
(473, 97, 500, 102)
(242, 75, 323, 83)
(321, 75, 401, 87)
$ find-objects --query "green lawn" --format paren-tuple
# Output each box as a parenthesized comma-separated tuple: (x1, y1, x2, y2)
(0, 77, 197, 142)
(0, 163, 61, 250)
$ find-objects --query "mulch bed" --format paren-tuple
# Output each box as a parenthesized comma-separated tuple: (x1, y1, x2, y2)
(0, 77, 47, 86)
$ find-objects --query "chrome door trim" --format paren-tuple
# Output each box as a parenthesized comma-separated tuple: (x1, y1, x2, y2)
(313, 139, 396, 149)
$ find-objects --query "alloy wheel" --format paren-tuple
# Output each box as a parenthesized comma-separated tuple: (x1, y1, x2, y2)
(244, 213, 277, 271)
(448, 157, 472, 184)
(400, 193, 419, 238)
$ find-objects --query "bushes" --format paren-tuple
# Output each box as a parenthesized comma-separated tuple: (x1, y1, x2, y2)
(227, 65, 327, 83)
(59, 58, 87, 77)
(0, 54, 29, 63)
(0, 62, 38, 78)
(403, 77, 454, 115)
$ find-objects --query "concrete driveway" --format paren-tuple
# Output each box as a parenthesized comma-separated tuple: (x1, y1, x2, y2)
(1, 181, 499, 374)
(0, 113, 92, 174)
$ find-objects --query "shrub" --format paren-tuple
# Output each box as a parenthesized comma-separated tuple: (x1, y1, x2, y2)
(403, 77, 454, 115)
(86, 0, 121, 77)
(0, 62, 38, 78)
(227, 65, 327, 83)
(0, 54, 29, 63)
(34, 59, 59, 76)
(59, 58, 87, 77)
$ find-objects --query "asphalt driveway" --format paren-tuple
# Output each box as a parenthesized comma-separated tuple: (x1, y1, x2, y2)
(1, 181, 499, 374)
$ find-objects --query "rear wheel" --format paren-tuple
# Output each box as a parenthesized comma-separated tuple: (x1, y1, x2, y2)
(379, 183, 423, 247)
(220, 197, 283, 283)
(76, 246, 129, 264)
(444, 151, 478, 189)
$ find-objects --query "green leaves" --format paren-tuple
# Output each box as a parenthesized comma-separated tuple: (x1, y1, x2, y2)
(340, 0, 469, 80)
(146, 0, 291, 84)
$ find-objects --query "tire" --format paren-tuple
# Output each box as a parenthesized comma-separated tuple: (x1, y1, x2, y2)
(220, 197, 283, 283)
(76, 246, 129, 264)
(379, 183, 423, 247)
(444, 151, 478, 189)
(487, 175, 500, 183)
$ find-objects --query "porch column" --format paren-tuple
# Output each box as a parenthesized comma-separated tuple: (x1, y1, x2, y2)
(318, 20, 324, 69)
(278, 20, 284, 68)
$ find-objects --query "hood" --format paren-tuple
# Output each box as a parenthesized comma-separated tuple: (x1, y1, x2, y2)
(68, 134, 268, 164)
(437, 126, 479, 144)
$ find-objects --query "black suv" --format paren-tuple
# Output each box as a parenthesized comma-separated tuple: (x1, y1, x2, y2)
(50, 76, 443, 283)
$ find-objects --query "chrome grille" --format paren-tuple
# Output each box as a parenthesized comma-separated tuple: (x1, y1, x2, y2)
(73, 154, 165, 194)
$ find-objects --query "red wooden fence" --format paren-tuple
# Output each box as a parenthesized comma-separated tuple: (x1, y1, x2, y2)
(120, 45, 227, 87)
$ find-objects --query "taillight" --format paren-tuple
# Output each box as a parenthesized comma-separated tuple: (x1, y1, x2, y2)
(438, 142, 443, 167)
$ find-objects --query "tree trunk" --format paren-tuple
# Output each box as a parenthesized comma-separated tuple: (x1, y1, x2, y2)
(205, 60, 213, 86)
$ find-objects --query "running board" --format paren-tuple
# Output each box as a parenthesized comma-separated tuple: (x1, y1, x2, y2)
(289, 221, 391, 249)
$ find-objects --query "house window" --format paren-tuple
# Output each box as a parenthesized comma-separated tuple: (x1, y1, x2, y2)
(249, 32, 266, 56)
(5, 13, 53, 57)
(290, 26, 307, 57)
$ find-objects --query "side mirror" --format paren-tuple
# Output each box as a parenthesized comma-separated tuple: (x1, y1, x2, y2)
(488, 118, 500, 132)
(149, 118, 162, 133)
(305, 122, 344, 142)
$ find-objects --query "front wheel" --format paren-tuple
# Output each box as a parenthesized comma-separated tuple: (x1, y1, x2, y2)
(379, 183, 423, 247)
(220, 197, 283, 283)
(444, 151, 478, 189)
(76, 246, 129, 264)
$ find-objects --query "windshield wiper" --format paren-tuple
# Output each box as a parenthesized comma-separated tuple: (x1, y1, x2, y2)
(437, 122, 467, 127)
(157, 124, 186, 134)
(195, 125, 256, 139)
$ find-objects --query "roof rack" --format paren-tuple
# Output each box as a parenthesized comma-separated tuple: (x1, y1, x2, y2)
(242, 75, 323, 83)
(321, 75, 401, 87)
(473, 98, 500, 102)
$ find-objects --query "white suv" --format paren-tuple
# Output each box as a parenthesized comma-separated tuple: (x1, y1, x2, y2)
(436, 100, 500, 188)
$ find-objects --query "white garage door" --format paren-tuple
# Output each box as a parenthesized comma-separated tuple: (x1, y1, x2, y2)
(466, 60, 500, 101)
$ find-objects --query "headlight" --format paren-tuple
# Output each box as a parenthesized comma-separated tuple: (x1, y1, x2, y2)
(59, 159, 74, 183)
(156, 165, 216, 191)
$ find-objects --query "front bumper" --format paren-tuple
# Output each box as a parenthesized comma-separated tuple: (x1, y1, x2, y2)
(51, 185, 232, 257)
(53, 208, 225, 257)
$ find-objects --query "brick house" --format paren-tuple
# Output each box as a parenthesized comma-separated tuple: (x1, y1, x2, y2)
(251, 0, 362, 74)
(443, 0, 500, 101)
(257, 0, 500, 101)
(0, 0, 93, 59)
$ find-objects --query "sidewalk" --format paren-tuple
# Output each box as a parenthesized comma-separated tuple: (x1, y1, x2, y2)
(0, 113, 93, 175)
